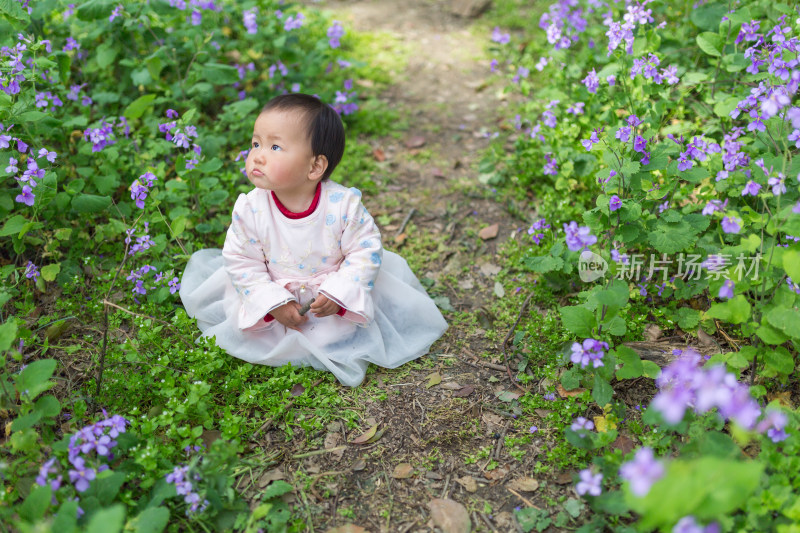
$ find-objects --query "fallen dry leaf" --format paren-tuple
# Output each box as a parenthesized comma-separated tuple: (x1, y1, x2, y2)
(457, 279, 474, 290)
(291, 383, 306, 397)
(508, 477, 540, 492)
(478, 223, 499, 240)
(441, 381, 462, 390)
(405, 135, 426, 148)
(485, 465, 509, 481)
(534, 408, 553, 418)
(372, 148, 386, 161)
(393, 463, 414, 479)
(352, 458, 367, 471)
(478, 262, 501, 277)
(697, 328, 717, 347)
(455, 476, 477, 492)
(593, 414, 617, 433)
(767, 390, 793, 408)
(432, 167, 445, 178)
(453, 384, 475, 398)
(428, 498, 471, 533)
(365, 427, 385, 444)
(557, 383, 585, 398)
(201, 430, 222, 450)
(393, 233, 408, 245)
(350, 424, 378, 444)
(426, 372, 442, 388)
(324, 432, 341, 450)
(611, 435, 635, 455)
(644, 324, 662, 342)
(554, 472, 573, 485)
(257, 467, 285, 489)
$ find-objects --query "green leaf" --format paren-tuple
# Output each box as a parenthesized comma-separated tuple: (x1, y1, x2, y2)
(0, 319, 18, 351)
(200, 62, 240, 85)
(87, 505, 126, 533)
(263, 480, 294, 500)
(764, 347, 795, 376)
(755, 322, 789, 345)
(52, 500, 79, 533)
(765, 307, 800, 340)
(641, 360, 661, 378)
(204, 189, 229, 206)
(128, 506, 169, 533)
(696, 32, 724, 57)
(17, 110, 50, 123)
(628, 457, 763, 530)
(34, 394, 61, 418)
(0, 214, 27, 237)
(522, 254, 564, 273)
(561, 368, 581, 390)
(705, 295, 751, 324)
(560, 306, 596, 337)
(675, 307, 700, 330)
(690, 3, 728, 31)
(124, 94, 157, 120)
(0, 0, 29, 21)
(782, 250, 800, 281)
(16, 359, 57, 400)
(11, 411, 42, 431)
(96, 42, 118, 69)
(615, 346, 644, 379)
(592, 375, 613, 406)
(72, 194, 112, 214)
(41, 263, 61, 282)
(648, 219, 699, 254)
(77, 0, 114, 20)
(19, 484, 51, 522)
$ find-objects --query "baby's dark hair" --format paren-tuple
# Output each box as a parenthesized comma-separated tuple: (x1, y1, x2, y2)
(261, 93, 345, 180)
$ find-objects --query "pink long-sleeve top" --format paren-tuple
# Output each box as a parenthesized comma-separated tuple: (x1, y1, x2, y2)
(221, 180, 382, 332)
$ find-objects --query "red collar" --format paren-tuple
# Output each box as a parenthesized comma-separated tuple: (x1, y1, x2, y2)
(271, 182, 321, 219)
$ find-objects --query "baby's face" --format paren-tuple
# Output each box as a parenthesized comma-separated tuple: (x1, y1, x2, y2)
(246, 110, 316, 193)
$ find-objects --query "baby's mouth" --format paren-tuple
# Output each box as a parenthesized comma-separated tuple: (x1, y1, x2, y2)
(252, 169, 265, 176)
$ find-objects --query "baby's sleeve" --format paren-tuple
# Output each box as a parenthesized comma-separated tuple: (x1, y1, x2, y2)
(222, 193, 296, 330)
(318, 191, 382, 325)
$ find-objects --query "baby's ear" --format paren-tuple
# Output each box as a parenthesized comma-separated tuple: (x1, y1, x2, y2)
(309, 154, 329, 181)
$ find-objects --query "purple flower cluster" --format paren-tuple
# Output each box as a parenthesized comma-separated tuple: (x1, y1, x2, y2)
(570, 417, 594, 433)
(539, 1, 589, 51)
(491, 26, 510, 45)
(328, 21, 345, 48)
(126, 264, 180, 297)
(570, 338, 608, 368)
(165, 465, 209, 515)
(582, 69, 599, 93)
(125, 222, 155, 255)
(283, 12, 305, 32)
(243, 7, 258, 34)
(630, 53, 680, 85)
(542, 152, 558, 176)
(167, 0, 219, 26)
(25, 261, 40, 282)
(651, 349, 790, 441)
(83, 119, 127, 152)
(130, 172, 157, 209)
(3, 123, 57, 206)
(332, 79, 359, 115)
(618, 447, 665, 496)
(35, 414, 128, 509)
(527, 218, 550, 245)
(563, 221, 597, 252)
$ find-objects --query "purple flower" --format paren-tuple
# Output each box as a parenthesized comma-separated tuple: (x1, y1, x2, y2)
(166, 109, 179, 119)
(616, 126, 631, 143)
(529, 425, 538, 433)
(563, 221, 597, 251)
(169, 277, 181, 294)
(768, 174, 786, 196)
(491, 26, 510, 44)
(633, 135, 647, 153)
(606, 75, 616, 86)
(718, 280, 734, 299)
(619, 447, 665, 496)
(68, 457, 96, 492)
(243, 7, 257, 34)
(673, 516, 720, 533)
(582, 69, 599, 93)
(756, 410, 789, 443)
(702, 199, 727, 215)
(15, 185, 35, 206)
(575, 469, 602, 496)
(570, 338, 608, 368)
(609, 195, 622, 212)
(283, 13, 305, 31)
(570, 417, 594, 432)
(581, 130, 599, 151)
(327, 21, 345, 48)
(721, 216, 741, 234)
(741, 180, 761, 196)
(543, 153, 558, 176)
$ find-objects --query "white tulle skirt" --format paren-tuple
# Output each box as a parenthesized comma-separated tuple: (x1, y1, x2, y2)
(179, 249, 448, 386)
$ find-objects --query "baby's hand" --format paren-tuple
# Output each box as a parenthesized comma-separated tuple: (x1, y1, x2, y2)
(270, 301, 309, 331)
(310, 294, 341, 318)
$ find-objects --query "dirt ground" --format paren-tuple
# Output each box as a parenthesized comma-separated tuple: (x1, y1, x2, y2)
(239, 2, 563, 532)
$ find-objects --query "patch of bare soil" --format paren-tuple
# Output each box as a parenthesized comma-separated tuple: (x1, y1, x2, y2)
(242, 1, 569, 532)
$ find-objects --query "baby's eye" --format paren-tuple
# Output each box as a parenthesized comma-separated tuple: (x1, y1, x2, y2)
(252, 141, 259, 148)
(271, 144, 281, 151)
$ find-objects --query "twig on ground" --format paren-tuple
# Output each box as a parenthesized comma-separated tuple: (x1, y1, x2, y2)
(396, 208, 416, 237)
(474, 359, 507, 371)
(493, 421, 510, 460)
(479, 512, 497, 532)
(502, 293, 534, 394)
(508, 487, 541, 509)
(292, 446, 346, 459)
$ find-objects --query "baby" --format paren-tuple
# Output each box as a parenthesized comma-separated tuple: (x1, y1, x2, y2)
(180, 93, 447, 386)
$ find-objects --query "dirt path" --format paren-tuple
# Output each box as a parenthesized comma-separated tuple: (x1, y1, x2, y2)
(248, 2, 543, 531)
